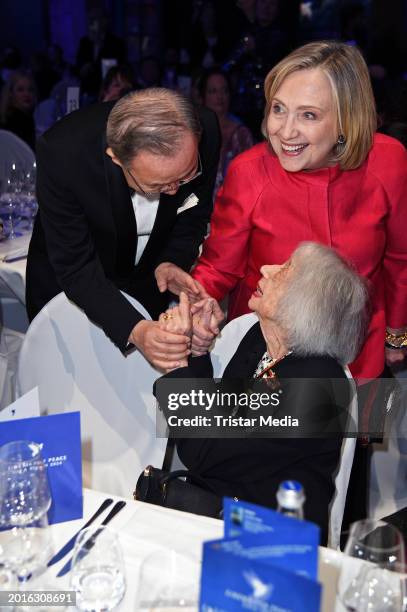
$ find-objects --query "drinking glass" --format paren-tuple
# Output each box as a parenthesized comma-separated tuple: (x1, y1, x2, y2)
(70, 525, 126, 611)
(0, 168, 22, 238)
(338, 519, 406, 611)
(21, 161, 37, 229)
(0, 440, 52, 581)
(136, 549, 200, 610)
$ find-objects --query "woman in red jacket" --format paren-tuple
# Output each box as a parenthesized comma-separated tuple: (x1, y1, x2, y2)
(190, 40, 407, 382)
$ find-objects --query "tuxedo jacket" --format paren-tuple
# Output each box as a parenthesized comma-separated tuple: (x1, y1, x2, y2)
(26, 101, 220, 351)
(160, 322, 348, 543)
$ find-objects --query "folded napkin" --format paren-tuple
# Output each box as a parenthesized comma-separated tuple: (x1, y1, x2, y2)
(1, 245, 29, 262)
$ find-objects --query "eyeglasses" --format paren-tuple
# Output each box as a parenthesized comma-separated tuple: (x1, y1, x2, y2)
(126, 153, 202, 197)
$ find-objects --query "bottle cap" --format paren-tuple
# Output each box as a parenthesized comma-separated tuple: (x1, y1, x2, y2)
(277, 480, 305, 510)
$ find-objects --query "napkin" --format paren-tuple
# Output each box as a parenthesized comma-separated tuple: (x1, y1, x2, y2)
(1, 245, 29, 262)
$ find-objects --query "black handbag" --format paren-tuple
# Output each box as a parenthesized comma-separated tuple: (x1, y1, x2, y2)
(134, 465, 223, 519)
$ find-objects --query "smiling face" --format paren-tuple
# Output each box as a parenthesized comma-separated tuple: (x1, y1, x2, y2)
(266, 67, 338, 172)
(248, 259, 293, 321)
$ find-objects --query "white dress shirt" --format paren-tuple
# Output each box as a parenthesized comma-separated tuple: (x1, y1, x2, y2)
(131, 191, 160, 264)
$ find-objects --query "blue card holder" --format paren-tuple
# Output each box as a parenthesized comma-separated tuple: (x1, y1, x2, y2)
(0, 411, 83, 524)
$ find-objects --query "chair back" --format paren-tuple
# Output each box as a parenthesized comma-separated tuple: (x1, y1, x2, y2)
(0, 130, 35, 188)
(16, 292, 166, 498)
(211, 313, 357, 549)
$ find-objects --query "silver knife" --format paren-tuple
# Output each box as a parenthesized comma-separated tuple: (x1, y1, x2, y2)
(56, 500, 126, 577)
(48, 498, 114, 567)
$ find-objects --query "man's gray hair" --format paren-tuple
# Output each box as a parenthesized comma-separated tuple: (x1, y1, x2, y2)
(275, 242, 370, 365)
(106, 88, 202, 165)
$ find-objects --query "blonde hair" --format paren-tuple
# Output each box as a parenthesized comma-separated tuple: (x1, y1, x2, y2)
(262, 41, 377, 170)
(106, 88, 202, 165)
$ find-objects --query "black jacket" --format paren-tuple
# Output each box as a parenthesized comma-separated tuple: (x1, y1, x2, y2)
(26, 101, 220, 350)
(159, 322, 349, 544)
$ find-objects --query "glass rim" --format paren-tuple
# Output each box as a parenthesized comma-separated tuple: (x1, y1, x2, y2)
(73, 524, 118, 550)
(346, 519, 405, 554)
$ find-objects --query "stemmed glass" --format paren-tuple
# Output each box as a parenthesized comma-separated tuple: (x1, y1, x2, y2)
(21, 161, 37, 230)
(70, 525, 126, 611)
(0, 440, 52, 582)
(338, 519, 406, 611)
(136, 549, 200, 610)
(2, 163, 24, 238)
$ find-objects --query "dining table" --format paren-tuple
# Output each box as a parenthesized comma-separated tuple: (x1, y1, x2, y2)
(19, 487, 375, 612)
(0, 228, 30, 332)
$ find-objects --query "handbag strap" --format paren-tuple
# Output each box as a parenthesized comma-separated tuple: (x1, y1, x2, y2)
(160, 469, 218, 495)
(161, 438, 176, 472)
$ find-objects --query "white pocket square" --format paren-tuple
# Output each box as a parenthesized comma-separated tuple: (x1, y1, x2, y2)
(177, 193, 199, 214)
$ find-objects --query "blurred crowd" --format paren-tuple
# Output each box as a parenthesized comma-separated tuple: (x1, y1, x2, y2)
(1, 0, 406, 179)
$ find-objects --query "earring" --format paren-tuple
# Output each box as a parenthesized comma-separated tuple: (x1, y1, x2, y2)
(337, 134, 346, 145)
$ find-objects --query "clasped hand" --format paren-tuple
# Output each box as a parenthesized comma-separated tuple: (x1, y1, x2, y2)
(157, 292, 224, 371)
(131, 292, 223, 372)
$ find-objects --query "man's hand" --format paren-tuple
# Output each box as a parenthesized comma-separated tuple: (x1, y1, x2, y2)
(155, 262, 204, 302)
(190, 297, 224, 356)
(158, 292, 192, 370)
(129, 319, 190, 371)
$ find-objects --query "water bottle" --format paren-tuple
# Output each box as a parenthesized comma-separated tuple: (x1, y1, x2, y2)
(276, 480, 305, 520)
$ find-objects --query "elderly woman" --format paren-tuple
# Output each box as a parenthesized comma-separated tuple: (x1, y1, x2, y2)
(186, 40, 407, 381)
(158, 242, 369, 544)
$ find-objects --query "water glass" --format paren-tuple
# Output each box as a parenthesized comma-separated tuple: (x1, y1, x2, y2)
(338, 519, 406, 611)
(21, 162, 38, 229)
(343, 519, 405, 571)
(136, 549, 200, 610)
(0, 189, 21, 239)
(0, 440, 52, 580)
(70, 525, 126, 611)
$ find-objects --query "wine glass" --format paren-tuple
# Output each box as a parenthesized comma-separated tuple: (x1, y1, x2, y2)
(70, 525, 126, 611)
(0, 440, 52, 581)
(1, 163, 24, 238)
(338, 519, 406, 611)
(21, 161, 37, 229)
(136, 549, 200, 610)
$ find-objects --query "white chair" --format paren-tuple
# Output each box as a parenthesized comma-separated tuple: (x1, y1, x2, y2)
(0, 130, 35, 188)
(16, 292, 166, 498)
(210, 313, 357, 549)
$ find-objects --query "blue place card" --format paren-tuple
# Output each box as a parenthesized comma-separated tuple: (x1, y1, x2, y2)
(224, 497, 320, 545)
(0, 412, 83, 524)
(214, 528, 318, 580)
(200, 541, 321, 612)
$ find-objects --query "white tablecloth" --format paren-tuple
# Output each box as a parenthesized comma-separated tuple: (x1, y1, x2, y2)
(0, 232, 30, 408)
(36, 488, 363, 612)
(0, 232, 30, 304)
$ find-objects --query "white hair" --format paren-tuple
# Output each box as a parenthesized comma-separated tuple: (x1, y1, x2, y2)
(274, 242, 370, 365)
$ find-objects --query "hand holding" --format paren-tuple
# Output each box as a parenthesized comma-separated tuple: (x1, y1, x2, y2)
(159, 292, 192, 337)
(129, 319, 190, 372)
(190, 296, 224, 333)
(190, 298, 223, 356)
(155, 262, 203, 302)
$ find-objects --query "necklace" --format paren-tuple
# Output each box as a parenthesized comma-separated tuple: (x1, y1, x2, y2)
(254, 351, 292, 380)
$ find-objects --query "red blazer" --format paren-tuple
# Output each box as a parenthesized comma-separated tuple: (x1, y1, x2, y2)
(193, 134, 407, 379)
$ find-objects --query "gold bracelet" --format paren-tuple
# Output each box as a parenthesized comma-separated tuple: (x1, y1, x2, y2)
(385, 330, 407, 349)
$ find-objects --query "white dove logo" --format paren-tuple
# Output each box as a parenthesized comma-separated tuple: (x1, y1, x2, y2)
(243, 571, 273, 600)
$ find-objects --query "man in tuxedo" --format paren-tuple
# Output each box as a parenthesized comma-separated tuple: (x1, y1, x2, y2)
(26, 88, 220, 369)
